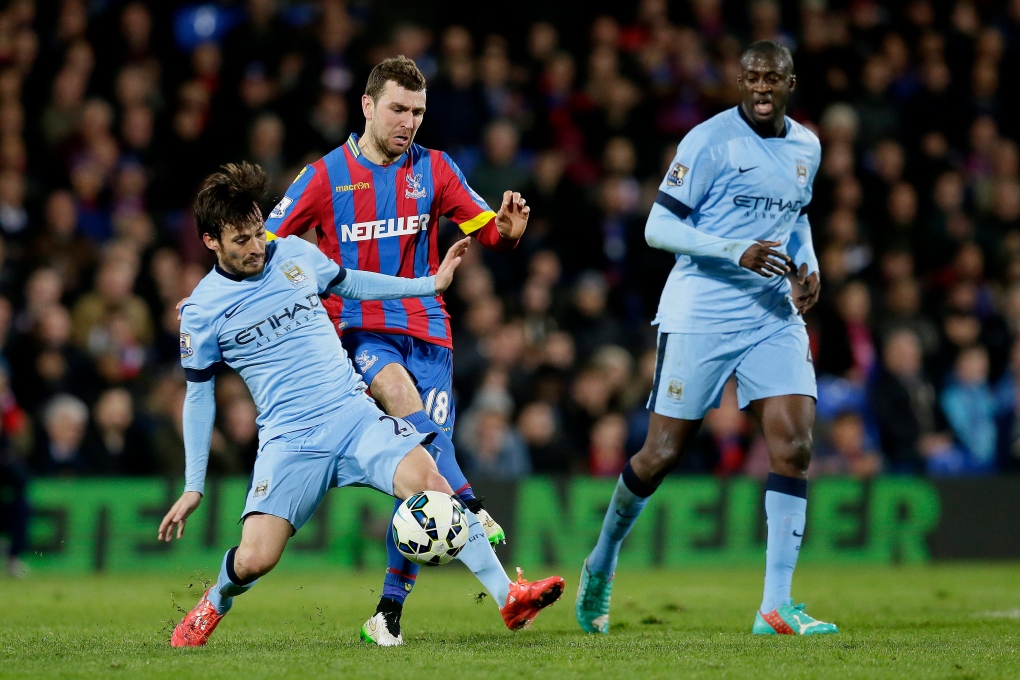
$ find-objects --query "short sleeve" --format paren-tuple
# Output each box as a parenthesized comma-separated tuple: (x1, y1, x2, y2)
(285, 236, 344, 293)
(180, 305, 222, 373)
(657, 128, 719, 215)
(434, 151, 497, 235)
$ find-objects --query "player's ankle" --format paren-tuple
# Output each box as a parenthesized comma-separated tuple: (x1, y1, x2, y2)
(377, 596, 404, 615)
(462, 496, 485, 513)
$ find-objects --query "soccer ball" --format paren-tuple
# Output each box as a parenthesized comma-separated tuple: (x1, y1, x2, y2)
(391, 490, 470, 566)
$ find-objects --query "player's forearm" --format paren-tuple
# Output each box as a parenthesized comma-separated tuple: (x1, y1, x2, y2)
(789, 213, 819, 274)
(474, 221, 519, 251)
(331, 268, 437, 300)
(182, 379, 216, 494)
(645, 203, 756, 265)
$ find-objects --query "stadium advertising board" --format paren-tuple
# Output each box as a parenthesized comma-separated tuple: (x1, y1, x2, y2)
(21, 477, 1020, 573)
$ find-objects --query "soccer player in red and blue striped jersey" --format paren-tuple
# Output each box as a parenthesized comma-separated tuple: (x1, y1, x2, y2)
(264, 56, 531, 646)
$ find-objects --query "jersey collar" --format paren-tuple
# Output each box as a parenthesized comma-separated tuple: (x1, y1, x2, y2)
(736, 105, 788, 139)
(347, 133, 407, 170)
(214, 241, 277, 281)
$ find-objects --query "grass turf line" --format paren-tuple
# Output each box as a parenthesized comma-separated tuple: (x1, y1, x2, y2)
(0, 564, 1017, 679)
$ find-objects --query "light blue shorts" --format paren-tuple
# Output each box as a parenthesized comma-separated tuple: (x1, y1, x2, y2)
(241, 393, 429, 532)
(647, 319, 816, 421)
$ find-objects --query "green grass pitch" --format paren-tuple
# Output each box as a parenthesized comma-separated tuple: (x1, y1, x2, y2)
(1, 564, 1017, 679)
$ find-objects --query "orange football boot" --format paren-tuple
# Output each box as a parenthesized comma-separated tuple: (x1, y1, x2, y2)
(170, 589, 225, 647)
(501, 567, 565, 630)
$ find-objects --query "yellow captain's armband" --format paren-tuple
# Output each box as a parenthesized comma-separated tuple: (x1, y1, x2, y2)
(458, 210, 496, 235)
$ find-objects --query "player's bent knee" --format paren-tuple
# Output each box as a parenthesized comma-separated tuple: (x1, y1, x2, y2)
(371, 364, 423, 415)
(233, 546, 281, 579)
(631, 445, 681, 482)
(772, 434, 813, 473)
(422, 469, 453, 496)
(393, 445, 453, 498)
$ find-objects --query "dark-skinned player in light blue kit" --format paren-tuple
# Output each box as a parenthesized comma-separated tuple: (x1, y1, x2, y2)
(576, 41, 838, 637)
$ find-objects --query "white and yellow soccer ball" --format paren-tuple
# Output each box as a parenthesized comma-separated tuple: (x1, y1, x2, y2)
(391, 490, 470, 566)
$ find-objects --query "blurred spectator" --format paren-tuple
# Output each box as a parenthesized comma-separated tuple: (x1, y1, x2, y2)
(811, 411, 882, 479)
(33, 393, 89, 475)
(818, 280, 876, 384)
(938, 345, 997, 474)
(869, 329, 952, 474)
(588, 412, 627, 477)
(9, 304, 98, 413)
(456, 389, 530, 479)
(83, 387, 152, 475)
(469, 120, 530, 209)
(517, 401, 576, 473)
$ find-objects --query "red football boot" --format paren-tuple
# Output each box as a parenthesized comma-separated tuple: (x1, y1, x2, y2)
(171, 589, 225, 647)
(501, 567, 565, 630)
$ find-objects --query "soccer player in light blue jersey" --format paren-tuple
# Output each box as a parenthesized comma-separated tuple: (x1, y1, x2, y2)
(158, 163, 563, 648)
(576, 41, 838, 636)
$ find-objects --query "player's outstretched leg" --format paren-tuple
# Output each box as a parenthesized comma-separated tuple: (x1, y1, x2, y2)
(363, 411, 505, 647)
(750, 396, 837, 635)
(405, 410, 505, 544)
(457, 508, 564, 631)
(576, 461, 655, 634)
(171, 515, 289, 647)
(390, 445, 563, 633)
(172, 546, 256, 647)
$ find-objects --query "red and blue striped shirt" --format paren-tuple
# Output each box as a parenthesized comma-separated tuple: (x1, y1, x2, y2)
(265, 133, 517, 349)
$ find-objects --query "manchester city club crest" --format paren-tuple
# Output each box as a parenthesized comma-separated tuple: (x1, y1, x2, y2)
(179, 333, 193, 359)
(666, 162, 689, 187)
(796, 159, 808, 186)
(280, 260, 308, 286)
(253, 478, 270, 498)
(405, 172, 426, 199)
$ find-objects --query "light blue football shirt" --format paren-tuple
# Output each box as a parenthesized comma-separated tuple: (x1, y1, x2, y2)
(179, 235, 366, 445)
(653, 107, 821, 333)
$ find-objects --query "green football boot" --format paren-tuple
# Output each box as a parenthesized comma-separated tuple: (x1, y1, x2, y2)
(476, 508, 506, 545)
(575, 558, 613, 634)
(753, 602, 839, 635)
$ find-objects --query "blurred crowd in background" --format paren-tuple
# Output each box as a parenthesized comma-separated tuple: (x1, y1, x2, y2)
(1, 0, 1020, 519)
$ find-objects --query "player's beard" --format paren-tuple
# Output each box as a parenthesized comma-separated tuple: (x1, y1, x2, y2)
(221, 251, 265, 278)
(368, 124, 412, 161)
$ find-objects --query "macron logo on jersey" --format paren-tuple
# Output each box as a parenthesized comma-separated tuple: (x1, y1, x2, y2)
(340, 214, 430, 242)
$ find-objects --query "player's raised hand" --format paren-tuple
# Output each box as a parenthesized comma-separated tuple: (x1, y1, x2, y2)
(792, 263, 821, 314)
(739, 240, 791, 277)
(495, 190, 530, 240)
(158, 491, 203, 542)
(435, 237, 471, 293)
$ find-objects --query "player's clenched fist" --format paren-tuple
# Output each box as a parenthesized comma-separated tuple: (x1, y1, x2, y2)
(739, 240, 792, 277)
(495, 190, 530, 240)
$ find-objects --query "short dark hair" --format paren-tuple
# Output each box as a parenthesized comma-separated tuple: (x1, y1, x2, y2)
(364, 55, 427, 101)
(194, 161, 267, 242)
(740, 40, 795, 75)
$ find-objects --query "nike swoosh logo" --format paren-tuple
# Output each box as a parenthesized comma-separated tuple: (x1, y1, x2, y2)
(738, 166, 758, 173)
(792, 530, 803, 537)
(224, 301, 244, 319)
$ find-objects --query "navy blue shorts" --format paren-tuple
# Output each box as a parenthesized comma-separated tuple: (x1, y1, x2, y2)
(341, 332, 455, 433)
